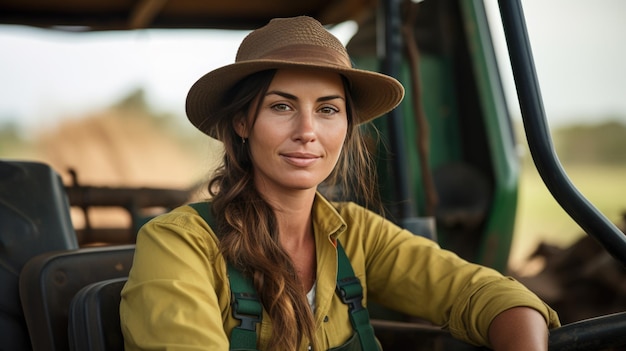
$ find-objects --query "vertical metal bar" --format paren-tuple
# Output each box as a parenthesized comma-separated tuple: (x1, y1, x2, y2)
(380, 0, 414, 220)
(379, 0, 436, 239)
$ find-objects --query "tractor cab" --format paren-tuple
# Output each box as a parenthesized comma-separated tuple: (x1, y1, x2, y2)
(1, 0, 625, 350)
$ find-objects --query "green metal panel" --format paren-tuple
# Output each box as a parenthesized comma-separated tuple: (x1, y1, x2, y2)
(351, 0, 519, 272)
(459, 0, 520, 271)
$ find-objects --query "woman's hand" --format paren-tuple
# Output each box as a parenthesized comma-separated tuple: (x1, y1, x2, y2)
(488, 306, 549, 351)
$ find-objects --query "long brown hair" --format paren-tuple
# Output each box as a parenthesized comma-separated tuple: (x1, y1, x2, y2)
(208, 69, 380, 350)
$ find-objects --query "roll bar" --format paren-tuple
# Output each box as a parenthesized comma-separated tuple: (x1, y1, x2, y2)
(497, 0, 626, 265)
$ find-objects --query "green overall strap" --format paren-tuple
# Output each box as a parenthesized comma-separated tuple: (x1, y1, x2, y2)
(188, 202, 261, 351)
(227, 266, 262, 350)
(335, 240, 379, 351)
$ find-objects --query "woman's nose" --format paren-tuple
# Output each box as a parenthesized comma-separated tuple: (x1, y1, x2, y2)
(293, 111, 316, 142)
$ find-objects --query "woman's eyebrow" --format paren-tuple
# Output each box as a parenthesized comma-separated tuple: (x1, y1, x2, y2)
(266, 91, 344, 102)
(266, 91, 297, 100)
(317, 95, 345, 102)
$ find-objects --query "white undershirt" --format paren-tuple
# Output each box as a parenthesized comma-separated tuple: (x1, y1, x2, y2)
(306, 281, 317, 312)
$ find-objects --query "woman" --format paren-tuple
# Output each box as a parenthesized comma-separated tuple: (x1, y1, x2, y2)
(120, 16, 559, 351)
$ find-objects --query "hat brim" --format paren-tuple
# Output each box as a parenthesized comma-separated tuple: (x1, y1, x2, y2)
(186, 60, 405, 138)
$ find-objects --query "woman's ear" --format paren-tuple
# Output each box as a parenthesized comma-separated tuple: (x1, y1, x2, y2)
(232, 116, 247, 138)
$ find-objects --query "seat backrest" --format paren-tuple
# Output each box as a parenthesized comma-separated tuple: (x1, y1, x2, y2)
(19, 245, 134, 351)
(68, 277, 127, 351)
(0, 160, 79, 351)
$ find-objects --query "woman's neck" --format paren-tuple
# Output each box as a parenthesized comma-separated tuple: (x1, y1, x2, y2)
(274, 193, 316, 243)
(259, 188, 316, 240)
(266, 189, 318, 291)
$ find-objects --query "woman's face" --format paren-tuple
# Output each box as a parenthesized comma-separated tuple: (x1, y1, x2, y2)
(237, 68, 348, 196)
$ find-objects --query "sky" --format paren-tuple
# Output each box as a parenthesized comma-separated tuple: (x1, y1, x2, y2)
(0, 0, 625, 132)
(487, 0, 626, 126)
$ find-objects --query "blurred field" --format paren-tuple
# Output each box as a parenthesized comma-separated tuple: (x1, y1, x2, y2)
(510, 163, 626, 272)
(0, 101, 221, 232)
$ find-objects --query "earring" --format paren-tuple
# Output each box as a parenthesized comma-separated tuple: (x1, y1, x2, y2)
(242, 137, 247, 144)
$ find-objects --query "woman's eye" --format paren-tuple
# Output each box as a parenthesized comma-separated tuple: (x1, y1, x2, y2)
(319, 106, 339, 115)
(271, 103, 291, 112)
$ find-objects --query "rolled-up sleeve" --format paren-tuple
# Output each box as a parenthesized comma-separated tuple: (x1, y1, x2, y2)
(336, 202, 560, 347)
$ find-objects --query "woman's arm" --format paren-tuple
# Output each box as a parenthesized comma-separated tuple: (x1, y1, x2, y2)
(337, 201, 560, 347)
(120, 207, 231, 350)
(488, 307, 549, 351)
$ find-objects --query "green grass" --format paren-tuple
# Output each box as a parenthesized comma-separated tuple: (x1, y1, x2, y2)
(509, 163, 626, 270)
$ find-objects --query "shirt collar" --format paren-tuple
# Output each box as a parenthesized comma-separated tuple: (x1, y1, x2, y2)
(312, 192, 347, 244)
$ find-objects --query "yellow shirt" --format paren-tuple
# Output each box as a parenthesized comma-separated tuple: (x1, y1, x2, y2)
(120, 193, 559, 350)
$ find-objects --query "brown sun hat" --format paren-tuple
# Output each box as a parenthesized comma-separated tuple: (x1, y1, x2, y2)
(186, 16, 405, 138)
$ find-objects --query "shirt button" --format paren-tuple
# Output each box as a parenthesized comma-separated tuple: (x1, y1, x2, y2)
(324, 316, 329, 322)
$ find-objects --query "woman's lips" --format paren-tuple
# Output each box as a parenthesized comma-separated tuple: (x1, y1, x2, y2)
(280, 152, 320, 167)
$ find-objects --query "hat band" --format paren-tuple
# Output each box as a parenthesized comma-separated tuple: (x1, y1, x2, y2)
(245, 44, 352, 68)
